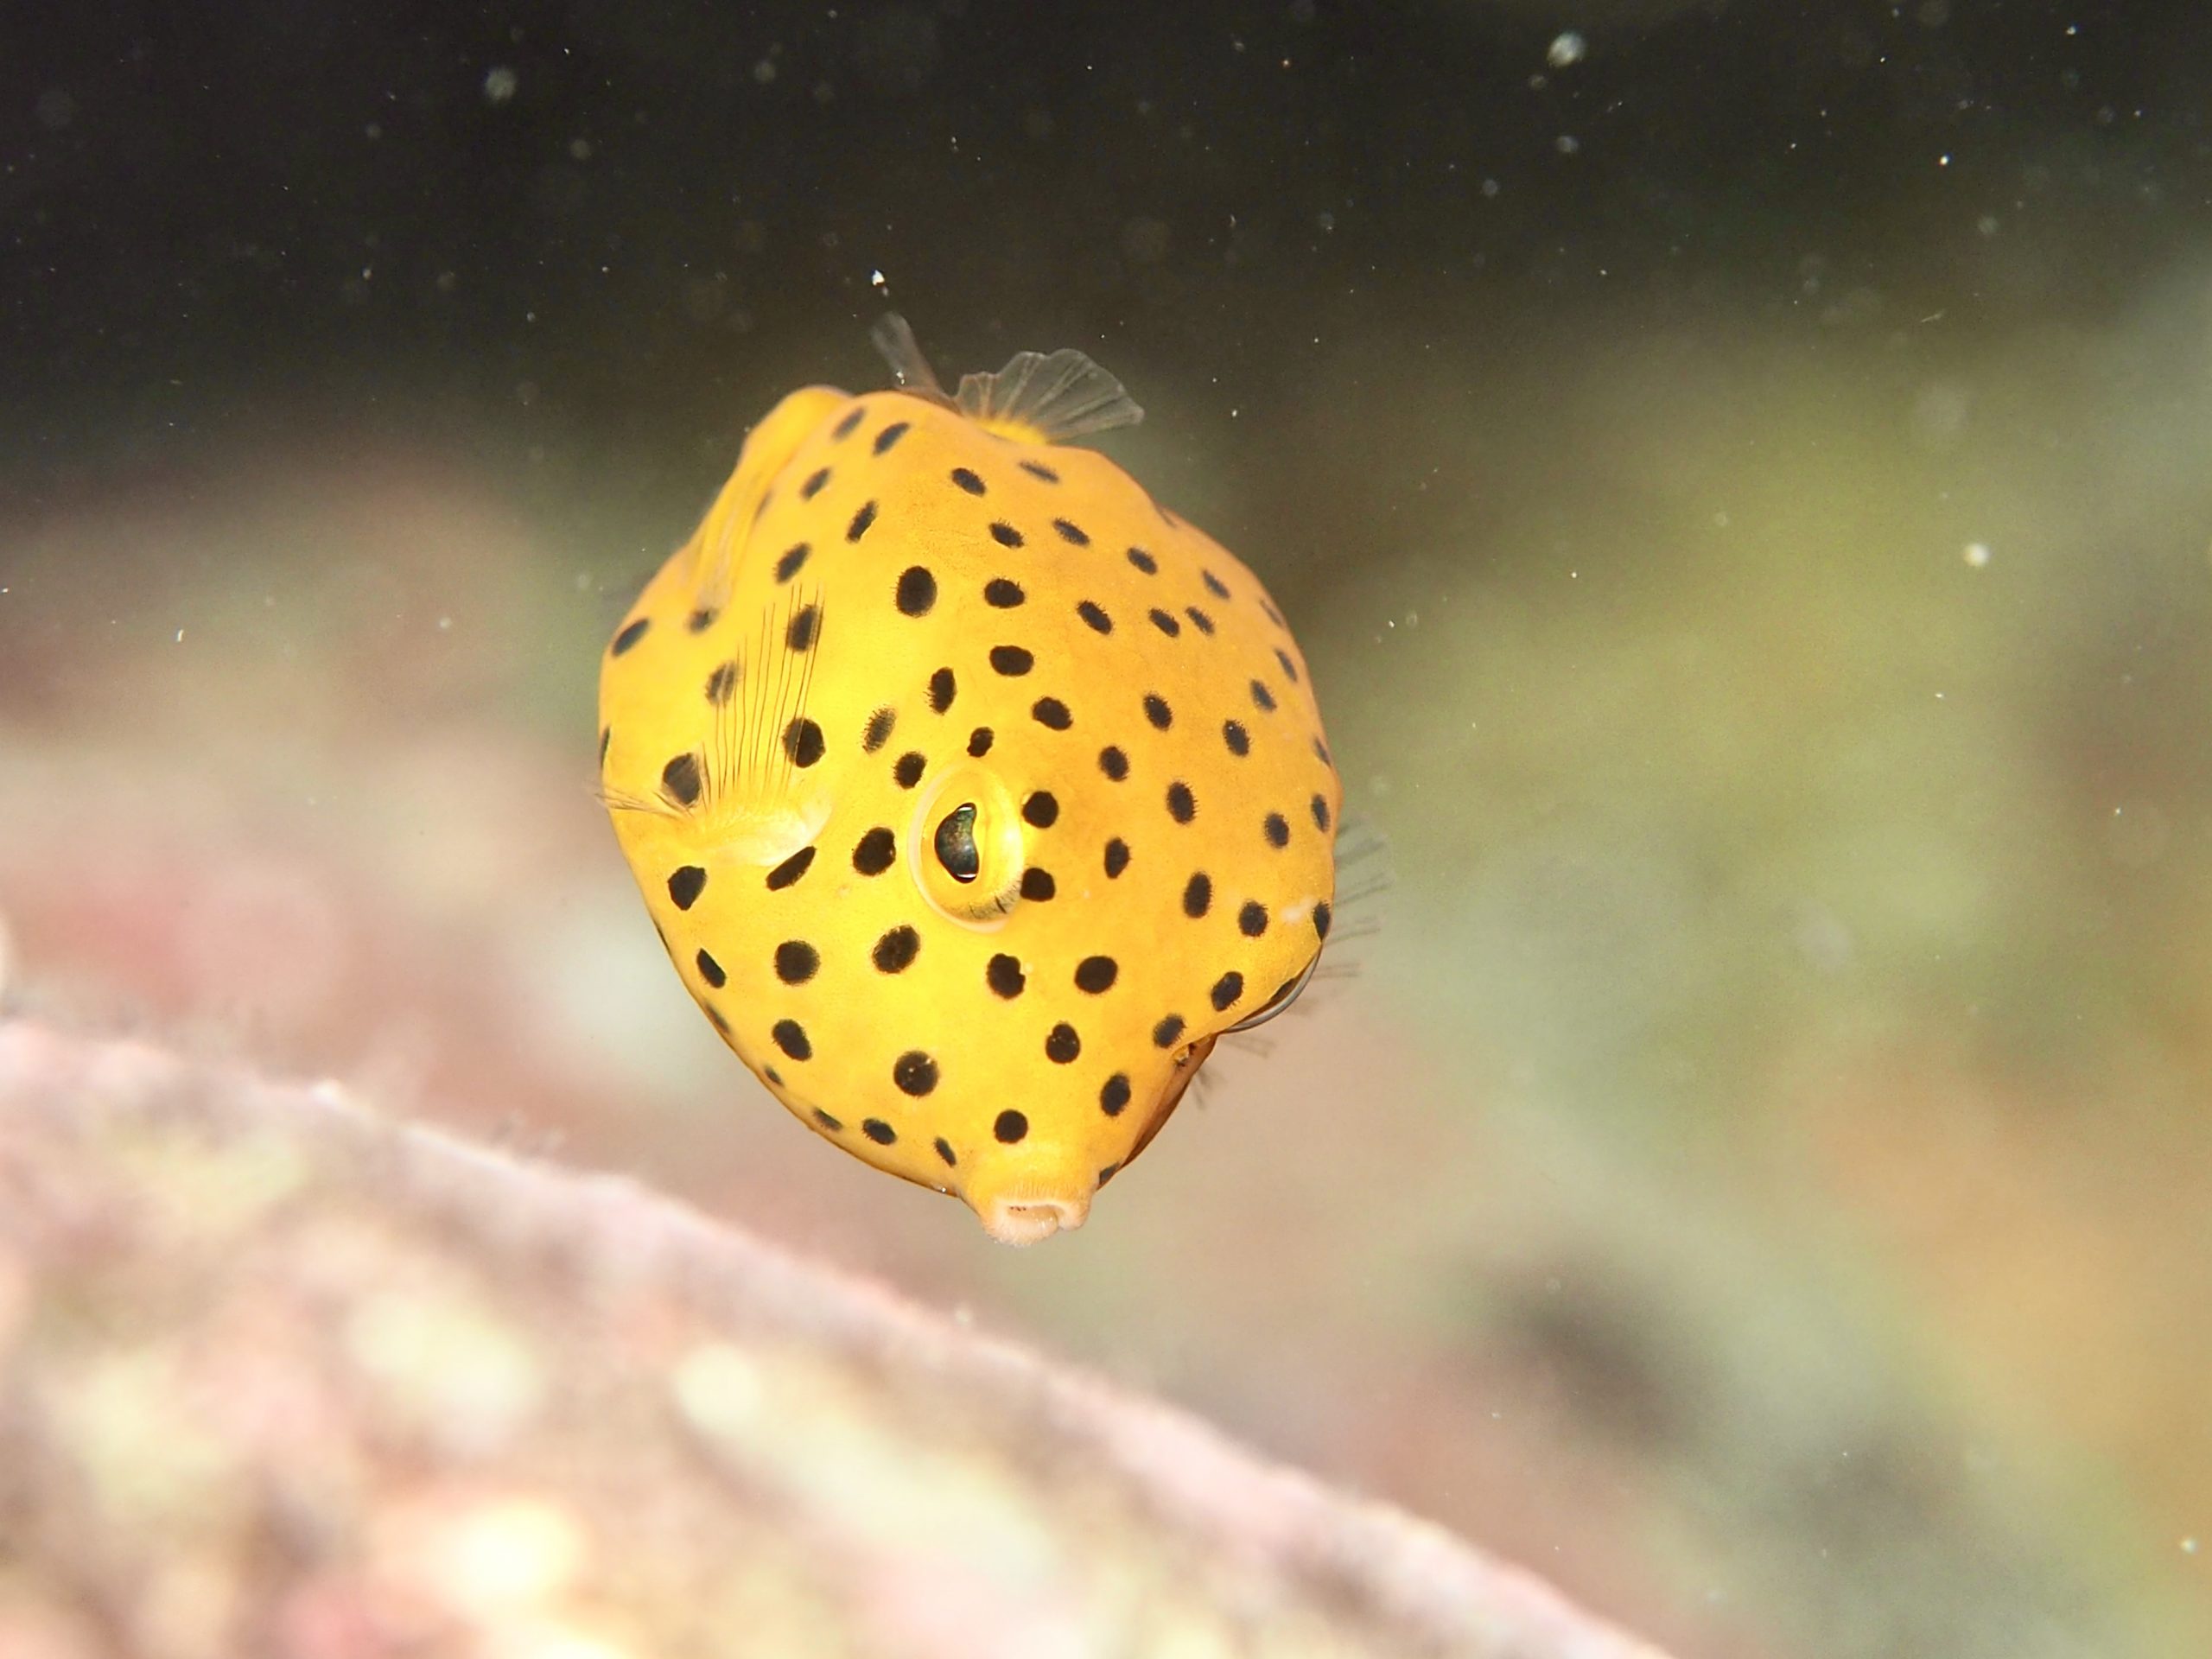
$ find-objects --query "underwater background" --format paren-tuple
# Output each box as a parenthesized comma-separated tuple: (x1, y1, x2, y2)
(4, 3, 2209, 1655)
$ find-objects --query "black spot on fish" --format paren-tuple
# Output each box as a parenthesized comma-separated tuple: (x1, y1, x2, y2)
(783, 717, 825, 767)
(1183, 873, 1211, 918)
(661, 753, 702, 806)
(896, 565, 938, 616)
(785, 604, 818, 652)
(852, 827, 898, 876)
(873, 925, 920, 973)
(766, 846, 816, 890)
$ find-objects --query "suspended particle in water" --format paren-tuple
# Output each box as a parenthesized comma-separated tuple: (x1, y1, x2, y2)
(1548, 32, 1586, 68)
(484, 66, 518, 105)
(1962, 542, 1991, 569)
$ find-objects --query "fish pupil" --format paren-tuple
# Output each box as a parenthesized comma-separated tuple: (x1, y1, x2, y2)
(934, 803, 981, 883)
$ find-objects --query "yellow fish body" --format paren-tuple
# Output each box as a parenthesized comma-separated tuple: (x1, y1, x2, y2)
(599, 318, 1339, 1244)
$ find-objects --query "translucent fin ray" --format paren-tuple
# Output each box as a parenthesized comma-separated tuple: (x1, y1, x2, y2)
(957, 347, 1143, 442)
(698, 583, 823, 826)
(869, 314, 950, 403)
(871, 313, 1141, 442)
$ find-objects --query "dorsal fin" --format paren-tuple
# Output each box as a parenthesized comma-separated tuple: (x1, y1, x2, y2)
(957, 347, 1142, 442)
(869, 313, 1142, 444)
(869, 313, 951, 404)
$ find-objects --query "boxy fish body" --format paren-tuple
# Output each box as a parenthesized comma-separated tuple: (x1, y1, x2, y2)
(599, 318, 1339, 1244)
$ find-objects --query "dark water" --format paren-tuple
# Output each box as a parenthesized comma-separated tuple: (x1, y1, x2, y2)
(4, 4, 2209, 1656)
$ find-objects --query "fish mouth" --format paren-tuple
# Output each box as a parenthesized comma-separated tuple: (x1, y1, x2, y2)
(975, 1191, 1091, 1247)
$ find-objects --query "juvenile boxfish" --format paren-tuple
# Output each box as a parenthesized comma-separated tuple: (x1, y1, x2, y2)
(599, 317, 1340, 1244)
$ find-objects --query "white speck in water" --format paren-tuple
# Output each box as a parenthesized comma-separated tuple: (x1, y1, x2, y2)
(1548, 31, 1586, 68)
(2183, 1536, 2200, 1555)
(437, 616, 453, 631)
(870, 269, 887, 289)
(175, 629, 185, 643)
(568, 137, 592, 161)
(1316, 209, 1335, 232)
(1555, 134, 1580, 156)
(483, 66, 518, 105)
(1480, 177, 1501, 198)
(1963, 542, 1991, 568)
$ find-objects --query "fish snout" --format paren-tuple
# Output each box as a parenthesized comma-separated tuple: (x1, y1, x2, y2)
(973, 1188, 1092, 1247)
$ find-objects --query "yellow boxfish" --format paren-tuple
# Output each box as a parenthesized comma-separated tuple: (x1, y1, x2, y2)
(598, 317, 1340, 1244)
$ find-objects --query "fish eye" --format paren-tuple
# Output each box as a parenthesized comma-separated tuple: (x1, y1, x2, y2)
(1225, 952, 1320, 1033)
(933, 803, 981, 883)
